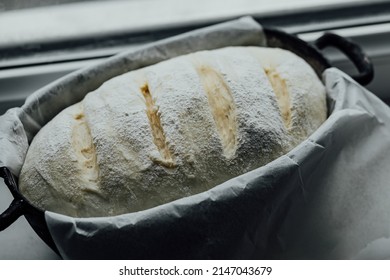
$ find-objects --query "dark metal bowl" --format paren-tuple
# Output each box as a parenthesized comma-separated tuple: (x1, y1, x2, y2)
(0, 26, 374, 257)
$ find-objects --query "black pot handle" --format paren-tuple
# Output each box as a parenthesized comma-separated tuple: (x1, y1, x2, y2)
(314, 32, 374, 86)
(0, 167, 26, 231)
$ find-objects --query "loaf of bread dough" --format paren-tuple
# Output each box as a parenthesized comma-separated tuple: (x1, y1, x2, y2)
(19, 46, 327, 217)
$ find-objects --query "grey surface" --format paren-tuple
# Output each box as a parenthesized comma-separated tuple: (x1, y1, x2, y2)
(0, 180, 60, 259)
(0, 0, 99, 11)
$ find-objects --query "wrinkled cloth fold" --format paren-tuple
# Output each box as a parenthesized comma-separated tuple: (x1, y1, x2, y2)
(45, 69, 390, 259)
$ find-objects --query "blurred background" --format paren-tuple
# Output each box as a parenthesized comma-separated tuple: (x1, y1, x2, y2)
(0, 0, 98, 10)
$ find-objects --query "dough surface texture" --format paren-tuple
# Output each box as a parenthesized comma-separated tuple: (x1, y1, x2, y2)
(19, 47, 327, 217)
